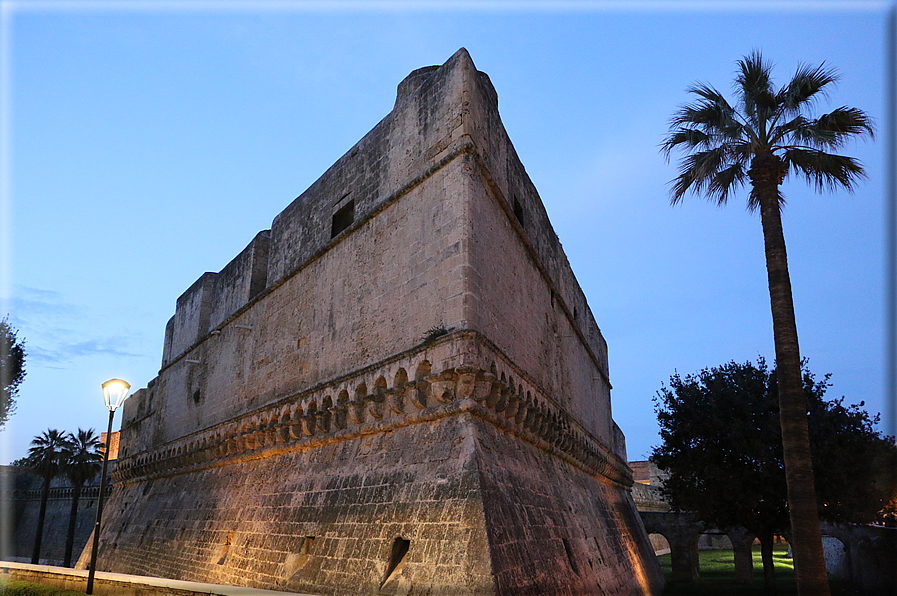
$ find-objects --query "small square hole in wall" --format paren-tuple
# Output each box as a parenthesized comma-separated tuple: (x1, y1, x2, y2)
(297, 337, 306, 349)
(331, 200, 355, 238)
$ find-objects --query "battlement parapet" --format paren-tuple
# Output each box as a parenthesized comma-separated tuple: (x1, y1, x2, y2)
(163, 231, 270, 366)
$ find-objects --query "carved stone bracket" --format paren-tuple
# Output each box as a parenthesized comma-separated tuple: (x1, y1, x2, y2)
(113, 360, 632, 488)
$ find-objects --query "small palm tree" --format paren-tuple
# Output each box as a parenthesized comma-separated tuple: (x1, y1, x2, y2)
(62, 428, 103, 567)
(26, 428, 72, 564)
(661, 51, 873, 596)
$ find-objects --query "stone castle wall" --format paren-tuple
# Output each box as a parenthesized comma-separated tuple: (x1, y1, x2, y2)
(4, 467, 108, 566)
(95, 49, 663, 595)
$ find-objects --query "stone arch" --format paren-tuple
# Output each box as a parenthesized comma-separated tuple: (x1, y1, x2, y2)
(647, 533, 671, 556)
(337, 389, 349, 405)
(394, 368, 408, 387)
(374, 376, 388, 396)
(415, 361, 431, 381)
(697, 531, 732, 551)
(820, 534, 849, 579)
(639, 511, 704, 582)
(350, 383, 368, 424)
(318, 396, 333, 433)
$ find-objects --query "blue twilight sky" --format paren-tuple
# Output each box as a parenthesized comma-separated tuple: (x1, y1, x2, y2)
(1, 1, 893, 464)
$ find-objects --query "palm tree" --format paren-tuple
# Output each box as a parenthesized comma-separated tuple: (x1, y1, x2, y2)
(26, 428, 72, 564)
(661, 51, 874, 596)
(61, 428, 103, 567)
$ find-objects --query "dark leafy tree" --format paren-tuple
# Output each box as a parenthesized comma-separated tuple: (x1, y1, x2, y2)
(26, 429, 72, 564)
(0, 318, 25, 428)
(62, 428, 103, 567)
(661, 51, 874, 596)
(652, 359, 897, 593)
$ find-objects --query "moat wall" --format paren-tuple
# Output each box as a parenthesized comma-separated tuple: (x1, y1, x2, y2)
(89, 48, 663, 595)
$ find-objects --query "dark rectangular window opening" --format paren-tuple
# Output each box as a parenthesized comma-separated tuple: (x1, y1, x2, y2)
(331, 200, 355, 238)
(513, 196, 525, 227)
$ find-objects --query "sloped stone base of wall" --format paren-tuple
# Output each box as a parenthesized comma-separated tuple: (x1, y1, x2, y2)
(87, 416, 493, 595)
(86, 336, 663, 595)
(476, 422, 662, 595)
(89, 419, 661, 594)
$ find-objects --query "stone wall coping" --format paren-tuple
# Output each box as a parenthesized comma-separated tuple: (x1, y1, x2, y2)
(0, 561, 319, 596)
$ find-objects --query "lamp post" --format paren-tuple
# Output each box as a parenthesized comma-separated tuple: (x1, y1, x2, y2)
(86, 379, 130, 595)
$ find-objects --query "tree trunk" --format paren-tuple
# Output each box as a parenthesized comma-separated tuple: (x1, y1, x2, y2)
(63, 482, 83, 567)
(758, 532, 777, 595)
(751, 153, 830, 596)
(31, 474, 51, 564)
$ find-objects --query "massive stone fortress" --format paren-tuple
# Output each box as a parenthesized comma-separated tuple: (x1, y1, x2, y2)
(90, 49, 663, 595)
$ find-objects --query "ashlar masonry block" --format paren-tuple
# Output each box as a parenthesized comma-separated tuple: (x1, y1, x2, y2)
(87, 48, 664, 596)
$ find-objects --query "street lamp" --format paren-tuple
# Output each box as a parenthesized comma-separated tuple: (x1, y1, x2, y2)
(86, 379, 130, 595)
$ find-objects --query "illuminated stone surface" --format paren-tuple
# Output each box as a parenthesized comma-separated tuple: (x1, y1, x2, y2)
(83, 49, 663, 596)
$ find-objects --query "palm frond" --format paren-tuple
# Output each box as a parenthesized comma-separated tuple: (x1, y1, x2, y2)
(669, 99, 738, 133)
(686, 83, 732, 107)
(775, 62, 838, 115)
(729, 139, 756, 162)
(65, 428, 104, 486)
(789, 107, 875, 148)
(783, 148, 867, 193)
(737, 50, 777, 130)
(706, 163, 747, 206)
(660, 128, 712, 159)
(669, 147, 730, 204)
(769, 116, 809, 145)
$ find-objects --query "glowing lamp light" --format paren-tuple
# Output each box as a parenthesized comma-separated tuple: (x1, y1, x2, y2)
(102, 378, 130, 411)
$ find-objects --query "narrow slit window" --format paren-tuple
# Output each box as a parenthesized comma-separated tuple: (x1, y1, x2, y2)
(562, 538, 580, 575)
(381, 537, 410, 588)
(331, 200, 355, 238)
(513, 196, 524, 227)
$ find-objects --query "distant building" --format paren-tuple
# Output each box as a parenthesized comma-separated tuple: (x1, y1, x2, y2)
(629, 460, 670, 513)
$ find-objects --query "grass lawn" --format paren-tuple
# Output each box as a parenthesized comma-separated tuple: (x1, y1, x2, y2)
(0, 579, 83, 596)
(657, 546, 873, 595)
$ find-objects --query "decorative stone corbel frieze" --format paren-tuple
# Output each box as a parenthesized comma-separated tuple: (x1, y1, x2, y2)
(113, 338, 632, 489)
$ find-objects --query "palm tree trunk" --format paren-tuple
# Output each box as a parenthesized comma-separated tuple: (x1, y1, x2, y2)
(63, 482, 82, 567)
(752, 153, 830, 596)
(31, 474, 51, 564)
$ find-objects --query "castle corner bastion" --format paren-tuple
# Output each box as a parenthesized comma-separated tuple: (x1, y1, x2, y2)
(90, 49, 664, 596)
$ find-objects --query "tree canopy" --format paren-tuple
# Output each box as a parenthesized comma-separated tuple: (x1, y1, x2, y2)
(0, 318, 26, 428)
(652, 359, 896, 589)
(652, 358, 896, 531)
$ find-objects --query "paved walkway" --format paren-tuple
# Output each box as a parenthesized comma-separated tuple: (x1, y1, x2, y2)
(0, 561, 321, 596)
